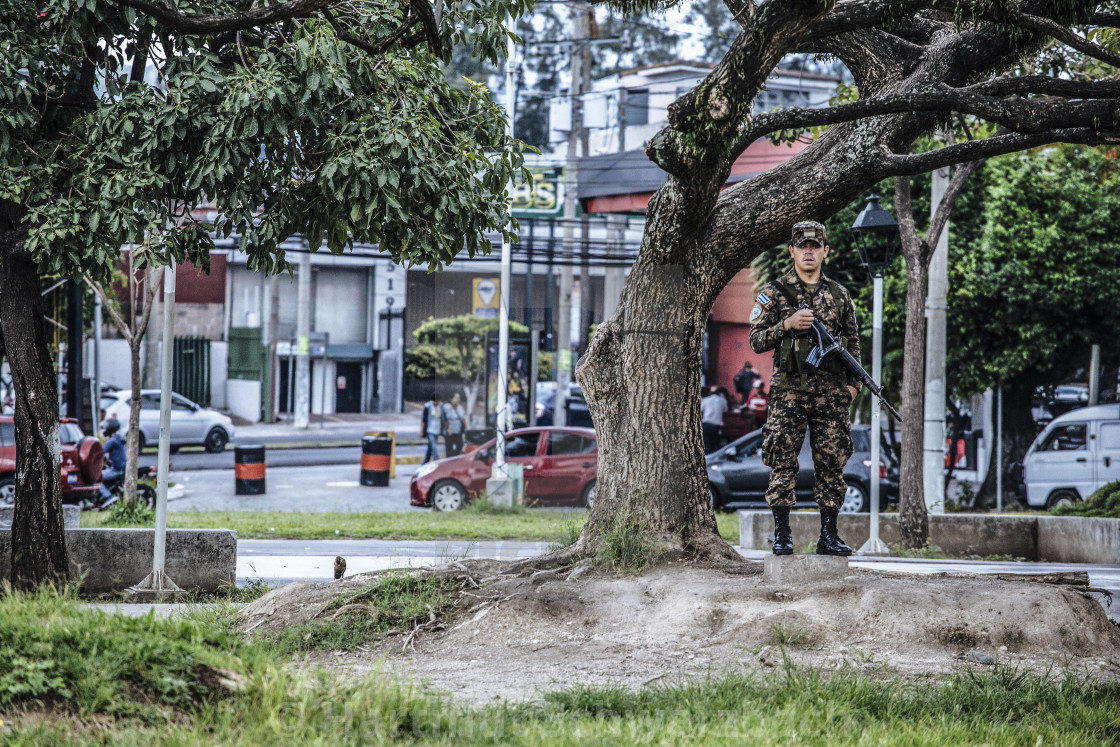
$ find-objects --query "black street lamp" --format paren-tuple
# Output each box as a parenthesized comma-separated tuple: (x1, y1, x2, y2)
(850, 194, 901, 277)
(848, 194, 900, 555)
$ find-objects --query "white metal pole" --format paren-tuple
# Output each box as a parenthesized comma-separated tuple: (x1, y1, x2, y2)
(93, 294, 102, 438)
(494, 16, 516, 472)
(996, 383, 1003, 512)
(294, 242, 312, 429)
(859, 273, 889, 554)
(153, 264, 175, 575)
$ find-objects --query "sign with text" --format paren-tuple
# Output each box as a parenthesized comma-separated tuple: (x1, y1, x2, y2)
(473, 278, 500, 318)
(509, 168, 565, 218)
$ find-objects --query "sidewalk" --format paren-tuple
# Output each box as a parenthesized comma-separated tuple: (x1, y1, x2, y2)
(230, 411, 423, 447)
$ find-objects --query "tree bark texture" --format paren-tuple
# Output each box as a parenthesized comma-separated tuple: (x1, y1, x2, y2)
(0, 204, 68, 588)
(898, 248, 930, 548)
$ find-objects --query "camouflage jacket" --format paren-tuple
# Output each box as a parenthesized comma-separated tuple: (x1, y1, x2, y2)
(748, 268, 862, 394)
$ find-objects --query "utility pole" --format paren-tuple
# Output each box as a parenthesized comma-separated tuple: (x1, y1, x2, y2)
(1089, 344, 1101, 405)
(294, 241, 311, 429)
(923, 165, 949, 515)
(556, 4, 588, 426)
(92, 293, 102, 437)
(578, 10, 594, 356)
(603, 85, 628, 319)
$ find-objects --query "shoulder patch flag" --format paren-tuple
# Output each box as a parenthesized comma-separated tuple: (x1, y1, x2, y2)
(758, 293, 771, 305)
(750, 305, 762, 322)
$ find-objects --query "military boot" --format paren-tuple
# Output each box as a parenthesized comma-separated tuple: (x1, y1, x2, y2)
(815, 507, 852, 556)
(771, 506, 794, 555)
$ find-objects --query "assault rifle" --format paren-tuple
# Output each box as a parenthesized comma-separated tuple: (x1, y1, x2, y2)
(789, 307, 904, 422)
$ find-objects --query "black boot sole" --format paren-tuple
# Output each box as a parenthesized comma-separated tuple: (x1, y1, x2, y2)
(815, 546, 852, 556)
(772, 548, 794, 556)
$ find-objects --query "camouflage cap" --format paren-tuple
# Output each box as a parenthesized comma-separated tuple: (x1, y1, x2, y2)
(791, 221, 827, 246)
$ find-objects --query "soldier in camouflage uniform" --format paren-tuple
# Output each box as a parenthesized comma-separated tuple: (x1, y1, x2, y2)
(749, 221, 861, 557)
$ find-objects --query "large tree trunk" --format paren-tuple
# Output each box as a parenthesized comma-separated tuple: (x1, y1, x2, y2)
(0, 213, 68, 589)
(898, 255, 930, 548)
(576, 246, 739, 562)
(124, 333, 143, 503)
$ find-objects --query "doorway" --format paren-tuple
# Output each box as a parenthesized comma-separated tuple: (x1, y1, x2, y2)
(335, 362, 363, 413)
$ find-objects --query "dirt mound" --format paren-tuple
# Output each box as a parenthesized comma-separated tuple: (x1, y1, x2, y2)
(239, 560, 1120, 704)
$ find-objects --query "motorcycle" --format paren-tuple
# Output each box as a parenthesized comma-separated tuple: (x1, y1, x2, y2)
(85, 465, 158, 511)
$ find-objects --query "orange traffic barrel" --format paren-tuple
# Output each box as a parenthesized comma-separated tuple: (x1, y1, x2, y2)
(360, 433, 393, 487)
(235, 444, 266, 495)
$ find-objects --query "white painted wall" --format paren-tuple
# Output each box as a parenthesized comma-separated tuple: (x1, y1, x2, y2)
(226, 379, 261, 423)
(210, 341, 228, 410)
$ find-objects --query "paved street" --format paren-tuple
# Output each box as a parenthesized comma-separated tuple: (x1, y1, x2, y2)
(145, 444, 425, 472)
(168, 462, 423, 512)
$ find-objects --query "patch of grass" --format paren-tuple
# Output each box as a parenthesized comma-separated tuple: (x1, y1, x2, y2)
(596, 517, 654, 575)
(83, 509, 745, 546)
(1052, 479, 1120, 518)
(101, 498, 155, 527)
(463, 494, 528, 515)
(259, 571, 460, 655)
(0, 584, 256, 725)
(6, 590, 1120, 744)
(186, 578, 273, 605)
(767, 621, 808, 647)
(889, 541, 950, 559)
(548, 519, 584, 552)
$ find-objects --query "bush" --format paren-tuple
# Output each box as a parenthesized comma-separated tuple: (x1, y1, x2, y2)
(596, 517, 653, 574)
(102, 498, 155, 527)
(1052, 480, 1120, 518)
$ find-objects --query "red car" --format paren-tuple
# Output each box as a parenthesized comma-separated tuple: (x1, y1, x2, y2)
(410, 427, 598, 511)
(0, 415, 103, 505)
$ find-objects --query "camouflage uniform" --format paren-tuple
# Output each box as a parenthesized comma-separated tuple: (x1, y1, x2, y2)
(749, 228, 862, 510)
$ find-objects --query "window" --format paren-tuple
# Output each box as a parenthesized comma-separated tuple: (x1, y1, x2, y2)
(172, 395, 195, 412)
(59, 423, 83, 445)
(734, 436, 763, 458)
(547, 432, 595, 456)
(140, 394, 161, 411)
(1041, 424, 1087, 451)
(0, 422, 13, 446)
(624, 89, 649, 126)
(505, 433, 539, 459)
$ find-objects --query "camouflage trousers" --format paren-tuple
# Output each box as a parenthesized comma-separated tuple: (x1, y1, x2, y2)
(761, 387, 853, 509)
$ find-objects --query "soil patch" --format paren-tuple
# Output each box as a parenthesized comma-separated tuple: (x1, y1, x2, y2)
(238, 560, 1120, 705)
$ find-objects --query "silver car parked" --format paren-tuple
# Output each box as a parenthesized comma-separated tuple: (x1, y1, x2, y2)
(100, 390, 235, 453)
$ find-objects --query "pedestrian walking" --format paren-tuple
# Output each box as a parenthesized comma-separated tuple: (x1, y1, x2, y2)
(419, 393, 445, 464)
(442, 392, 467, 456)
(750, 220, 861, 557)
(700, 385, 728, 455)
(733, 361, 761, 405)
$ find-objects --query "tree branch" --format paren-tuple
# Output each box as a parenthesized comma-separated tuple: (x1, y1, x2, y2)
(881, 128, 1112, 175)
(893, 174, 924, 264)
(739, 82, 1120, 157)
(83, 276, 133, 345)
(995, 9, 1120, 68)
(322, 9, 421, 58)
(110, 0, 336, 34)
(926, 157, 984, 252)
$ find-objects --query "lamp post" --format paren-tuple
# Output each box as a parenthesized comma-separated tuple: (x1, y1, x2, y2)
(850, 194, 900, 556)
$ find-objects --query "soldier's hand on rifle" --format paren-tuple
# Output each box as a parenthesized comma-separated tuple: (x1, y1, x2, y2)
(783, 309, 814, 332)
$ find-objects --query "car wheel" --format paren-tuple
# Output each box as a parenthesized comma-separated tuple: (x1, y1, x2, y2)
(581, 480, 596, 509)
(709, 486, 722, 511)
(0, 478, 14, 506)
(430, 480, 466, 512)
(137, 483, 157, 510)
(839, 482, 869, 513)
(138, 431, 147, 452)
(204, 427, 229, 454)
(1046, 489, 1079, 510)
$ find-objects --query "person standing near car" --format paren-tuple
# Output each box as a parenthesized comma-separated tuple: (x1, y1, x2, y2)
(749, 221, 861, 557)
(442, 392, 467, 457)
(96, 418, 127, 504)
(419, 393, 445, 464)
(700, 385, 728, 454)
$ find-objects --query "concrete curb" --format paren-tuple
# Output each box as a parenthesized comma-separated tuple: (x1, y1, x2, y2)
(0, 505, 80, 530)
(0, 529, 237, 593)
(739, 511, 1120, 563)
